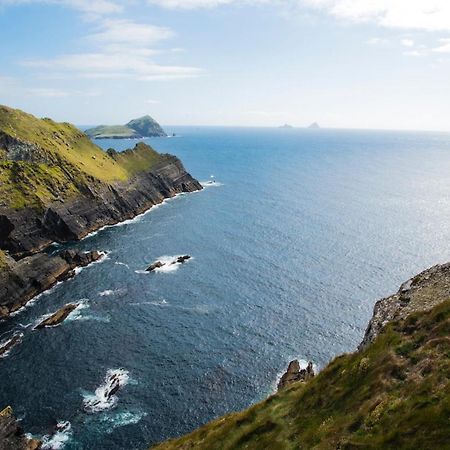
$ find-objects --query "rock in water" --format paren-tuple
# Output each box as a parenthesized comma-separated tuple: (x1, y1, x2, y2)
(277, 360, 315, 391)
(147, 261, 165, 272)
(0, 333, 23, 357)
(174, 255, 191, 264)
(35, 303, 78, 329)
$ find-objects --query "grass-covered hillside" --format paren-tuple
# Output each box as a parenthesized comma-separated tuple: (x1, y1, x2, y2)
(0, 105, 168, 210)
(85, 115, 167, 139)
(154, 298, 450, 449)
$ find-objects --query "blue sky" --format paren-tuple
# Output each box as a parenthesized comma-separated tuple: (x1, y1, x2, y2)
(0, 0, 450, 130)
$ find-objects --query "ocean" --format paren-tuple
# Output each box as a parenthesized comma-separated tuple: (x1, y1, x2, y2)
(1, 127, 450, 449)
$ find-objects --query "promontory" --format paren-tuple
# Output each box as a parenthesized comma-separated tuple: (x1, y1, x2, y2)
(0, 105, 201, 318)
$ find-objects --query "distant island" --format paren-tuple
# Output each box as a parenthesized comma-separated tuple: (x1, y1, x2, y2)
(308, 122, 320, 129)
(85, 115, 167, 139)
(279, 124, 294, 129)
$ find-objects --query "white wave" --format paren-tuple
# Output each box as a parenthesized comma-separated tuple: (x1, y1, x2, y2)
(66, 301, 90, 322)
(114, 262, 130, 269)
(0, 332, 24, 358)
(99, 411, 147, 434)
(201, 180, 223, 188)
(41, 421, 72, 450)
(83, 369, 130, 413)
(130, 299, 169, 307)
(98, 288, 126, 297)
(149, 255, 193, 274)
(82, 190, 198, 242)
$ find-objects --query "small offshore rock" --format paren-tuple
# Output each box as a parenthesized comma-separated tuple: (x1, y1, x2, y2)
(0, 333, 23, 357)
(35, 303, 78, 329)
(277, 360, 315, 391)
(147, 261, 165, 272)
(174, 255, 191, 264)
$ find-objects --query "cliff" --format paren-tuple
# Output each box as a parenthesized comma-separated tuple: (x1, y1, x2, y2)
(0, 410, 41, 450)
(153, 263, 450, 449)
(0, 105, 201, 317)
(85, 115, 167, 139)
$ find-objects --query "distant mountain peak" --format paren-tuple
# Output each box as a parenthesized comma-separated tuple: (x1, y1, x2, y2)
(308, 122, 320, 129)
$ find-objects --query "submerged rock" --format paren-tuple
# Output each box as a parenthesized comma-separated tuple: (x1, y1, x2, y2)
(35, 303, 78, 329)
(277, 360, 315, 391)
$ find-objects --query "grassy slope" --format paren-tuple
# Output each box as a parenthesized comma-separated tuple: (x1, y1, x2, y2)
(154, 300, 450, 450)
(0, 105, 166, 210)
(84, 124, 140, 139)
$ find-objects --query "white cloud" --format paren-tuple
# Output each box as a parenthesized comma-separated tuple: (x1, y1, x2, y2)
(401, 38, 414, 47)
(433, 38, 450, 53)
(0, 0, 123, 15)
(20, 17, 203, 81)
(365, 37, 388, 45)
(146, 99, 160, 104)
(403, 50, 421, 56)
(88, 19, 174, 46)
(300, 0, 450, 32)
(22, 51, 202, 81)
(149, 0, 450, 33)
(27, 88, 70, 97)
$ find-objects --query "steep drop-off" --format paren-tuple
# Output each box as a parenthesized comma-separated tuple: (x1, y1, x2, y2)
(153, 263, 450, 449)
(0, 105, 202, 318)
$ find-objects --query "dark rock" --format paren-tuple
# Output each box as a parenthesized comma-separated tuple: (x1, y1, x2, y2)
(0, 333, 23, 357)
(175, 255, 191, 264)
(0, 412, 41, 450)
(277, 360, 315, 391)
(147, 261, 165, 272)
(0, 250, 102, 319)
(35, 303, 78, 329)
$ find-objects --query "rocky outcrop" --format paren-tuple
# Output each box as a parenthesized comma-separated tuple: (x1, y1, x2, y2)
(277, 360, 315, 391)
(0, 155, 202, 258)
(359, 262, 450, 350)
(35, 303, 79, 329)
(146, 255, 191, 272)
(0, 333, 23, 357)
(0, 250, 102, 319)
(0, 413, 41, 450)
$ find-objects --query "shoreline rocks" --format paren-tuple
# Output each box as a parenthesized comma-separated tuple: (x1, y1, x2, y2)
(277, 360, 315, 391)
(0, 250, 102, 320)
(359, 262, 450, 351)
(35, 303, 79, 329)
(0, 412, 41, 450)
(0, 332, 23, 357)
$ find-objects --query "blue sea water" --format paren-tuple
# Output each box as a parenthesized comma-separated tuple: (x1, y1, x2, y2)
(2, 127, 450, 449)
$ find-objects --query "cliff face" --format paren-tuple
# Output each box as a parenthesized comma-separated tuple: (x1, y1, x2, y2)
(0, 152, 201, 257)
(0, 412, 41, 450)
(0, 105, 202, 317)
(153, 264, 450, 449)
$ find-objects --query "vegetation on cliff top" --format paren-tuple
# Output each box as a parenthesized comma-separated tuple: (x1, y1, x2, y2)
(85, 114, 167, 139)
(154, 298, 450, 449)
(0, 105, 169, 210)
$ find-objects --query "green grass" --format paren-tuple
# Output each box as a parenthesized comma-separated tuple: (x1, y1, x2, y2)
(84, 124, 140, 139)
(0, 105, 168, 209)
(153, 300, 450, 450)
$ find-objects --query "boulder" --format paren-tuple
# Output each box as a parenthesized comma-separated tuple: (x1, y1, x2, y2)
(147, 261, 165, 272)
(277, 360, 315, 391)
(35, 303, 78, 329)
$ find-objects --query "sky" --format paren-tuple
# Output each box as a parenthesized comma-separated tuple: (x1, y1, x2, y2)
(0, 0, 450, 130)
